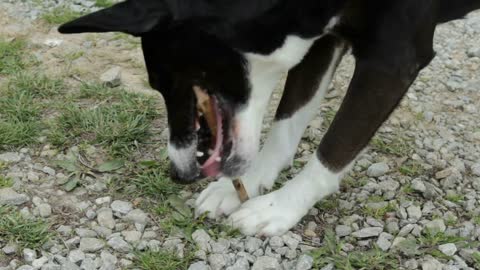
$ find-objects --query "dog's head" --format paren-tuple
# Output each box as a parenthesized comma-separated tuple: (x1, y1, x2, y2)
(59, 0, 276, 183)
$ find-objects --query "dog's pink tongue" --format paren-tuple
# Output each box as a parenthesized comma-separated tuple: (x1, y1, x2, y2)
(201, 99, 223, 177)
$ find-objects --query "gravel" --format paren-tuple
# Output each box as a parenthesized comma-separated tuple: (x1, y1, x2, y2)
(79, 238, 106, 253)
(0, 188, 29, 205)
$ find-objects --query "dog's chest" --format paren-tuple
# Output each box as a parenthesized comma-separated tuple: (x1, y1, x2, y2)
(244, 16, 341, 70)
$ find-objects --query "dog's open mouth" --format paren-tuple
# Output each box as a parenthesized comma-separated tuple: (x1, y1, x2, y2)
(193, 86, 228, 177)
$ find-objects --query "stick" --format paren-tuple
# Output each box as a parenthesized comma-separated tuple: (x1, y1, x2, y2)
(232, 178, 249, 203)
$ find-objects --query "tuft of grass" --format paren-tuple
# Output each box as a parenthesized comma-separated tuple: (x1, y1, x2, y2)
(132, 165, 182, 201)
(316, 197, 340, 214)
(8, 73, 64, 98)
(419, 230, 466, 247)
(0, 80, 43, 149)
(342, 176, 369, 189)
(399, 161, 425, 177)
(371, 135, 413, 157)
(418, 230, 472, 260)
(0, 38, 27, 75)
(0, 122, 41, 149)
(0, 176, 13, 188)
(0, 206, 52, 249)
(42, 6, 84, 25)
(321, 108, 337, 130)
(77, 82, 117, 100)
(49, 86, 158, 156)
(311, 230, 399, 270)
(473, 215, 480, 225)
(445, 194, 465, 203)
(129, 164, 239, 240)
(362, 202, 397, 220)
(95, 0, 115, 8)
(134, 250, 193, 270)
(473, 252, 480, 269)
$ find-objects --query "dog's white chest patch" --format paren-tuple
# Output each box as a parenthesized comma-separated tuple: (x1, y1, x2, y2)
(244, 16, 341, 69)
(246, 36, 317, 69)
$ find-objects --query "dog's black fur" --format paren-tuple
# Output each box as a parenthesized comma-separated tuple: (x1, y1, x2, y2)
(59, 0, 479, 182)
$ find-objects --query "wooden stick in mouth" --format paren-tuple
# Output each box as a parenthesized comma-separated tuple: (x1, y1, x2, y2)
(193, 86, 217, 139)
(233, 178, 249, 203)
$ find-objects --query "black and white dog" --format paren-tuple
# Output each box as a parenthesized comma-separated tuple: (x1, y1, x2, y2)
(59, 0, 480, 236)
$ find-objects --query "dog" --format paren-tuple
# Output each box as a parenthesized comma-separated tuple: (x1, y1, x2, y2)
(59, 0, 480, 236)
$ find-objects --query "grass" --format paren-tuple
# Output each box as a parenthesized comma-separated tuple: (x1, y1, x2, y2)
(316, 197, 340, 214)
(42, 6, 84, 25)
(445, 194, 465, 203)
(473, 252, 480, 269)
(0, 72, 65, 149)
(0, 38, 27, 75)
(342, 176, 369, 189)
(8, 72, 65, 98)
(321, 108, 337, 130)
(399, 161, 425, 177)
(49, 84, 158, 156)
(0, 176, 13, 188)
(311, 230, 399, 270)
(371, 135, 413, 157)
(0, 206, 52, 250)
(473, 215, 480, 225)
(124, 163, 239, 241)
(362, 202, 397, 220)
(134, 250, 194, 270)
(95, 0, 115, 8)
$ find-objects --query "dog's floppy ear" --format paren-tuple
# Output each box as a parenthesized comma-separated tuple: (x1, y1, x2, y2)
(58, 0, 170, 36)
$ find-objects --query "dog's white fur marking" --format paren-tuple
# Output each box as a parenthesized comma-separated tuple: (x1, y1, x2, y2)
(168, 142, 196, 173)
(228, 155, 344, 236)
(196, 44, 344, 218)
(228, 36, 317, 166)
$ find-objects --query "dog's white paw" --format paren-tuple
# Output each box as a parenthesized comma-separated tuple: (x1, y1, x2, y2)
(195, 177, 242, 219)
(227, 192, 302, 236)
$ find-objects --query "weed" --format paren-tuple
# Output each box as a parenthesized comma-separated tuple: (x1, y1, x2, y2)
(43, 6, 84, 25)
(0, 206, 52, 249)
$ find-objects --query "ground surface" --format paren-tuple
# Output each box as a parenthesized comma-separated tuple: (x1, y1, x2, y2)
(0, 1, 480, 270)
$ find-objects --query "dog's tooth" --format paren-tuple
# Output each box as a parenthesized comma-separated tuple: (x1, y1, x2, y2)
(208, 149, 214, 155)
(196, 151, 204, 157)
(215, 157, 221, 162)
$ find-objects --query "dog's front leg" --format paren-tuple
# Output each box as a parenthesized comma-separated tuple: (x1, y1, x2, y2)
(195, 36, 345, 219)
(228, 49, 427, 236)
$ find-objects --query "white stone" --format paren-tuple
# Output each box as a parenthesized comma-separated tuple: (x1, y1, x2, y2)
(439, 243, 457, 256)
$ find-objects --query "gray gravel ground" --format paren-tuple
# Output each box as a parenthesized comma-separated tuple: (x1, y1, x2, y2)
(1, 1, 480, 269)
